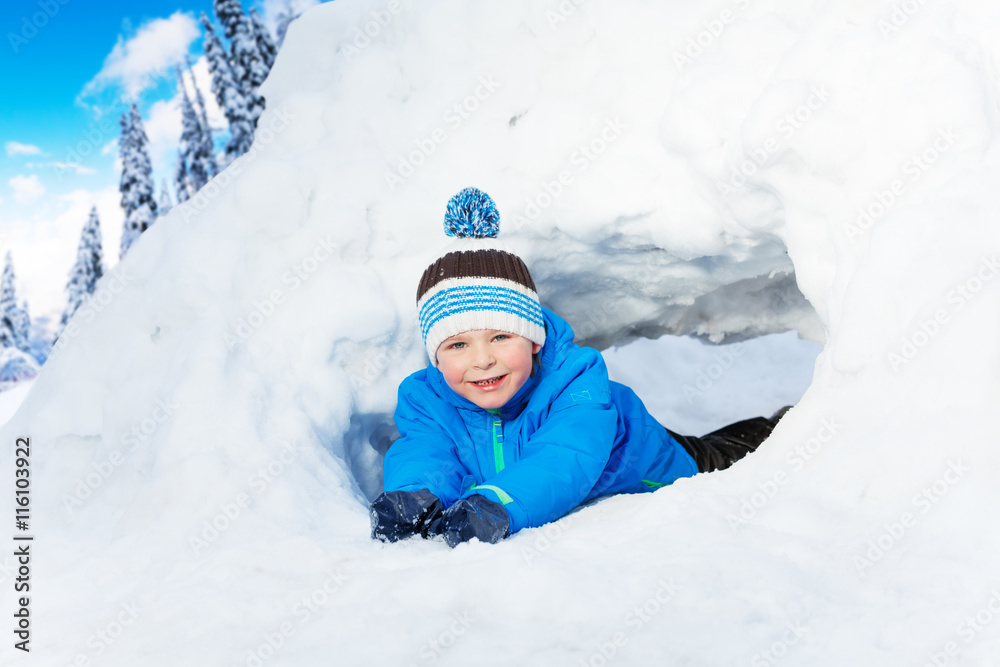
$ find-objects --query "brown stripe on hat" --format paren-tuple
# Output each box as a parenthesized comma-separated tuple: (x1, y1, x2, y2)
(416, 249, 537, 304)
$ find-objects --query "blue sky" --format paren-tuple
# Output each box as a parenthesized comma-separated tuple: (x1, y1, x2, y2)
(0, 0, 319, 329)
(3, 0, 200, 148)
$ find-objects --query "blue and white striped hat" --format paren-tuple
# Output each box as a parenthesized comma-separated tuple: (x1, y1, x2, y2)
(417, 188, 546, 367)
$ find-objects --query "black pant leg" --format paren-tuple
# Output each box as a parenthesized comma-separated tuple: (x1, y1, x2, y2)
(702, 416, 777, 450)
(667, 428, 728, 473)
(668, 416, 777, 473)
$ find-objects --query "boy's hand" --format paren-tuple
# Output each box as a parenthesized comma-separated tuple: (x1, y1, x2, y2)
(424, 494, 510, 548)
(370, 489, 445, 542)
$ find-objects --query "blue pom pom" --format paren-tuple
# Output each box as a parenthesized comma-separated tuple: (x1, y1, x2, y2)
(443, 187, 500, 239)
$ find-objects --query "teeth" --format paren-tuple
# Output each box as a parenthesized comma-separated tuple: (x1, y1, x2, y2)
(474, 376, 501, 385)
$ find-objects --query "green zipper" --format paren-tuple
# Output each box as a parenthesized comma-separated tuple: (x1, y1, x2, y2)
(486, 408, 505, 473)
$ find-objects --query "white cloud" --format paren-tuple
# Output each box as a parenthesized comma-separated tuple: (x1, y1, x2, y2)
(144, 97, 184, 179)
(55, 162, 99, 176)
(25, 162, 98, 176)
(81, 12, 200, 100)
(9, 174, 46, 204)
(5, 141, 45, 157)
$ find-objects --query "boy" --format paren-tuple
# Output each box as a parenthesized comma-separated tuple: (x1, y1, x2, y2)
(370, 188, 786, 547)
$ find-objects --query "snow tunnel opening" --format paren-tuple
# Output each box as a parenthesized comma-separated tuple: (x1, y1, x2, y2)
(586, 267, 825, 438)
(344, 410, 399, 504)
(342, 262, 824, 504)
(602, 330, 822, 438)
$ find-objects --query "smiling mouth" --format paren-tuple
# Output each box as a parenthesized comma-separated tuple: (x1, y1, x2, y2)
(470, 374, 506, 387)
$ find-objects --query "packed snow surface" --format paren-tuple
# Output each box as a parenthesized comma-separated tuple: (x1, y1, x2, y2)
(3, 1, 1000, 665)
(0, 379, 34, 424)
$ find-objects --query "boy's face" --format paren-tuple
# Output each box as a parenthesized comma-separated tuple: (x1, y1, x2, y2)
(436, 329, 542, 410)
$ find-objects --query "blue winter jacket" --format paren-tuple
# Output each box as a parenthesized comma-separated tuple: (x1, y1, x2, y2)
(383, 306, 698, 535)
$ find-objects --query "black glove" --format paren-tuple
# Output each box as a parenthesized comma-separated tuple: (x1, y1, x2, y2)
(370, 489, 445, 543)
(424, 494, 510, 548)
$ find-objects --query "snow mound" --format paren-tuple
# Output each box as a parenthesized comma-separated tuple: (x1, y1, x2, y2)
(3, 1, 999, 665)
(0, 346, 40, 391)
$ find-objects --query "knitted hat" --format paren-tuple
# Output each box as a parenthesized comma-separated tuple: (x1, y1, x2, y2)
(417, 187, 546, 367)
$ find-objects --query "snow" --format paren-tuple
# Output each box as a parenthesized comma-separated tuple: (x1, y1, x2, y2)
(3, 1, 1000, 665)
(0, 376, 35, 419)
(603, 331, 819, 436)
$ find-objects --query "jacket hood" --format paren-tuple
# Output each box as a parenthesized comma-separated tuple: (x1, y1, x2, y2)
(427, 306, 578, 418)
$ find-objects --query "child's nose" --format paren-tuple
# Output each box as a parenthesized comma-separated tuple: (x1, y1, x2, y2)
(472, 345, 495, 368)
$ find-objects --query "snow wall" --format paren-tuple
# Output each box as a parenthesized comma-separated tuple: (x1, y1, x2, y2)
(3, 1, 1000, 665)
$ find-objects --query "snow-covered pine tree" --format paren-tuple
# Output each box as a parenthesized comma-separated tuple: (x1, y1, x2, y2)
(214, 0, 267, 126)
(188, 60, 220, 181)
(0, 252, 30, 353)
(174, 153, 192, 204)
(249, 9, 278, 73)
(274, 0, 300, 47)
(79, 205, 104, 290)
(118, 103, 158, 258)
(58, 206, 105, 336)
(177, 69, 209, 192)
(14, 300, 31, 355)
(213, 0, 246, 42)
(0, 257, 12, 349)
(159, 179, 173, 216)
(202, 14, 255, 161)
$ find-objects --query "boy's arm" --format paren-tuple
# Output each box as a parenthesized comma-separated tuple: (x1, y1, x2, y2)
(457, 349, 617, 534)
(382, 376, 470, 507)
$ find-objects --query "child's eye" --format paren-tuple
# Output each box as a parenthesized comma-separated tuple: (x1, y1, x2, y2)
(449, 342, 466, 349)
(493, 334, 509, 342)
